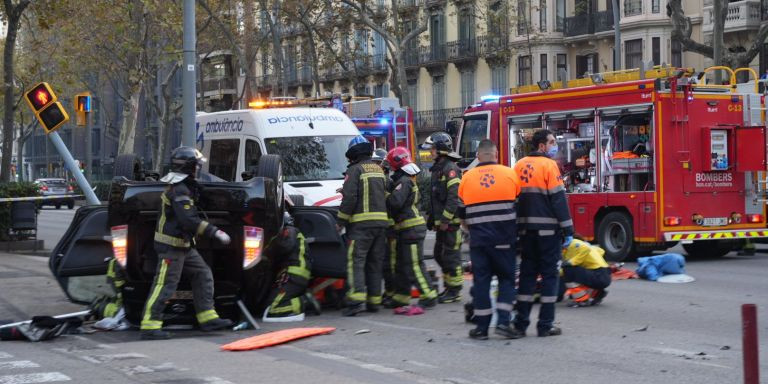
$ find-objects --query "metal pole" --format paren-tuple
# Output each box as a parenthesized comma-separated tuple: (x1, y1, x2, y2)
(48, 131, 99, 205)
(713, 0, 723, 84)
(85, 110, 92, 181)
(742, 304, 759, 384)
(182, 0, 196, 147)
(612, 0, 620, 70)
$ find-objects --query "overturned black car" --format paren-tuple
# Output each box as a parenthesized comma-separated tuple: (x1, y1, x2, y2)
(49, 155, 347, 326)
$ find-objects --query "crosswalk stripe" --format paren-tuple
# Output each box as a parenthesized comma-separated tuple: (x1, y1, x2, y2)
(0, 354, 11, 360)
(0, 372, 70, 384)
(79, 353, 147, 364)
(0, 362, 39, 370)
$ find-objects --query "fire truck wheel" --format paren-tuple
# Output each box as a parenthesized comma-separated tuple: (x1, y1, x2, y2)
(597, 211, 635, 262)
(682, 240, 734, 259)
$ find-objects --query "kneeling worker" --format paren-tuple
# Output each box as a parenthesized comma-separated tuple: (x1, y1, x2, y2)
(560, 239, 611, 306)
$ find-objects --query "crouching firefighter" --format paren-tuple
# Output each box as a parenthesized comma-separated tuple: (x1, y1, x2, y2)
(140, 146, 234, 340)
(262, 212, 312, 322)
(560, 239, 610, 306)
(385, 147, 438, 308)
(90, 258, 126, 320)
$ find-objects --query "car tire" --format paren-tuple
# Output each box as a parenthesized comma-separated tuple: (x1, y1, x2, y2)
(114, 154, 141, 181)
(55, 204, 61, 210)
(288, 194, 304, 207)
(67, 201, 75, 209)
(597, 211, 635, 262)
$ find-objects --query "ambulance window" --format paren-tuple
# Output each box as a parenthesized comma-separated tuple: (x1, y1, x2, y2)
(208, 139, 240, 181)
(459, 116, 488, 161)
(245, 139, 262, 171)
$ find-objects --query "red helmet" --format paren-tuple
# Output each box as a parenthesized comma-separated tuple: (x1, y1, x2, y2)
(386, 147, 412, 171)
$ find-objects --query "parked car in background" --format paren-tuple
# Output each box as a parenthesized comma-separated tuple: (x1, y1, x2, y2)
(34, 178, 75, 209)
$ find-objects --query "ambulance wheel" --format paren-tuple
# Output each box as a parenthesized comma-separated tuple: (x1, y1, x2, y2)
(682, 240, 734, 259)
(597, 211, 635, 262)
(258, 154, 284, 225)
(114, 154, 141, 181)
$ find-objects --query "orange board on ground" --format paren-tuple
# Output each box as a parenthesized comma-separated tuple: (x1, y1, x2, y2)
(221, 327, 336, 351)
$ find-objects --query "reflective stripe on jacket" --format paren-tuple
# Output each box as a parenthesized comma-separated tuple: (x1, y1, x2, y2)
(337, 159, 389, 227)
(513, 152, 574, 236)
(154, 179, 218, 251)
(387, 170, 427, 235)
(458, 162, 520, 246)
(429, 156, 462, 226)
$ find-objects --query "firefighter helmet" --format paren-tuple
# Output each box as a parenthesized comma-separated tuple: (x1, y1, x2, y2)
(345, 135, 373, 161)
(421, 132, 454, 155)
(170, 146, 206, 176)
(386, 147, 412, 171)
(372, 148, 388, 164)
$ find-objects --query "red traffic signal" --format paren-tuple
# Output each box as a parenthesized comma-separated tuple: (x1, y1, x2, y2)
(25, 82, 57, 112)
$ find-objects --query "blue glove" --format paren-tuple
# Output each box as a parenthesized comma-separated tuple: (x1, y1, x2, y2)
(562, 236, 573, 248)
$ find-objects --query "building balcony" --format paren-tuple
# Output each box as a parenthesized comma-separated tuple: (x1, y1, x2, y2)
(702, 0, 762, 34)
(370, 53, 388, 73)
(201, 76, 236, 94)
(298, 65, 313, 87)
(478, 34, 509, 58)
(257, 74, 274, 91)
(564, 11, 615, 38)
(424, 0, 446, 9)
(398, 0, 421, 13)
(447, 39, 478, 64)
(420, 45, 447, 67)
(414, 107, 464, 133)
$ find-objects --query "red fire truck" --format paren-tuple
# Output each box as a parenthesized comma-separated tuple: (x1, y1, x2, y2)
(457, 66, 768, 261)
(344, 97, 417, 159)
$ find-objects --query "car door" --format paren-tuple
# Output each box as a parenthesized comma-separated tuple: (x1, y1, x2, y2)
(290, 206, 347, 278)
(49, 205, 114, 305)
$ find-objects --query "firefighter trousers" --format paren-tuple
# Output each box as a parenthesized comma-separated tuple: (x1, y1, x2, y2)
(382, 237, 398, 298)
(392, 238, 437, 305)
(514, 232, 561, 333)
(559, 266, 611, 298)
(265, 272, 309, 317)
(345, 225, 386, 306)
(470, 244, 517, 331)
(140, 248, 219, 330)
(434, 227, 464, 289)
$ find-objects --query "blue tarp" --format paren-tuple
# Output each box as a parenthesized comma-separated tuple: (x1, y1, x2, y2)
(636, 253, 686, 281)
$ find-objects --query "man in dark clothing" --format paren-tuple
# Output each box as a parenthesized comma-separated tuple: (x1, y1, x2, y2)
(422, 132, 464, 303)
(140, 146, 233, 340)
(336, 136, 389, 316)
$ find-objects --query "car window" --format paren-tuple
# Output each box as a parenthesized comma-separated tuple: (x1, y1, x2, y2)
(208, 139, 240, 181)
(245, 139, 262, 171)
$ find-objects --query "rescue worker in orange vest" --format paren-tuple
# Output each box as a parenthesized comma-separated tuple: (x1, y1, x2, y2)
(560, 239, 610, 306)
(421, 132, 464, 303)
(385, 147, 438, 308)
(336, 136, 389, 316)
(513, 130, 573, 337)
(458, 140, 523, 340)
(140, 147, 233, 340)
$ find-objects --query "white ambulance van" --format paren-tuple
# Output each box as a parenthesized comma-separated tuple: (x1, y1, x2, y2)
(195, 107, 361, 206)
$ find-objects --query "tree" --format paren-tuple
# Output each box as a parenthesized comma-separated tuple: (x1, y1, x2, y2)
(668, 0, 768, 69)
(0, 0, 31, 182)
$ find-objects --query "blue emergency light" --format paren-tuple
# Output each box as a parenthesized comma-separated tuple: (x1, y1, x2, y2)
(379, 118, 390, 125)
(480, 95, 501, 102)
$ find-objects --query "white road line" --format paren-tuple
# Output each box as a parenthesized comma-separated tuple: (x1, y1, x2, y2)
(203, 378, 236, 384)
(0, 354, 11, 360)
(359, 364, 403, 374)
(308, 351, 349, 361)
(79, 353, 147, 364)
(404, 360, 438, 369)
(117, 362, 181, 376)
(0, 372, 70, 384)
(0, 362, 40, 371)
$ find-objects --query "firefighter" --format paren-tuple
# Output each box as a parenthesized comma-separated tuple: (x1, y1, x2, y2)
(421, 132, 464, 303)
(89, 258, 126, 320)
(385, 147, 438, 308)
(560, 239, 611, 307)
(140, 146, 233, 340)
(513, 129, 573, 337)
(458, 140, 523, 340)
(336, 136, 389, 316)
(262, 212, 313, 321)
(372, 148, 398, 303)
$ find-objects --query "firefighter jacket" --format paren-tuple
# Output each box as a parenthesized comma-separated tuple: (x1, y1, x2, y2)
(513, 152, 574, 237)
(337, 159, 389, 228)
(562, 239, 609, 269)
(386, 170, 427, 240)
(457, 162, 520, 246)
(266, 225, 311, 281)
(154, 177, 219, 252)
(429, 156, 462, 227)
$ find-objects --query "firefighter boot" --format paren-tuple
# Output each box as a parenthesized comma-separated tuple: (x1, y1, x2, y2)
(418, 297, 437, 308)
(438, 287, 462, 304)
(200, 318, 234, 332)
(140, 329, 172, 340)
(468, 328, 489, 340)
(341, 303, 366, 317)
(537, 326, 562, 337)
(495, 324, 526, 339)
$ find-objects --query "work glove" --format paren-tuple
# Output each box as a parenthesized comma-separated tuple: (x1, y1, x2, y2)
(215, 230, 231, 245)
(562, 236, 573, 248)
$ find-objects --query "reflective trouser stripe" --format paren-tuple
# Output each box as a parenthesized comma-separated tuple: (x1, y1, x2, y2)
(474, 308, 493, 316)
(196, 309, 219, 324)
(270, 297, 302, 314)
(540, 296, 558, 303)
(104, 302, 120, 318)
(454, 231, 461, 251)
(288, 266, 310, 280)
(345, 240, 365, 302)
(517, 294, 535, 302)
(367, 296, 382, 305)
(497, 302, 513, 311)
(392, 293, 411, 305)
(442, 209, 455, 220)
(411, 243, 436, 299)
(141, 261, 169, 330)
(446, 266, 464, 287)
(350, 212, 389, 222)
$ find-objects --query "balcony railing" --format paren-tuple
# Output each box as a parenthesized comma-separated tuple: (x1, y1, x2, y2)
(414, 107, 464, 133)
(478, 34, 509, 57)
(564, 11, 614, 37)
(201, 76, 235, 92)
(702, 0, 762, 33)
(420, 45, 447, 66)
(447, 39, 478, 62)
(371, 53, 388, 73)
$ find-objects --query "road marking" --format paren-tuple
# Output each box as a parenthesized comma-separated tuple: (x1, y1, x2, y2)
(308, 351, 349, 361)
(117, 362, 182, 376)
(80, 353, 147, 364)
(0, 362, 39, 370)
(405, 360, 437, 369)
(0, 354, 12, 359)
(0, 372, 70, 384)
(203, 378, 236, 384)
(359, 364, 403, 374)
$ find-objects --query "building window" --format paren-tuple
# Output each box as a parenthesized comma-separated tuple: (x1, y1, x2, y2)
(461, 71, 476, 107)
(430, 14, 446, 58)
(556, 53, 567, 80)
(624, 0, 641, 16)
(652, 0, 660, 13)
(539, 0, 547, 32)
(406, 81, 418, 110)
(576, 53, 598, 78)
(488, 0, 507, 37)
(625, 39, 643, 69)
(432, 76, 445, 110)
(491, 65, 508, 95)
(518, 55, 532, 85)
(374, 83, 389, 98)
(540, 53, 548, 81)
(517, 0, 530, 35)
(652, 37, 660, 65)
(555, 0, 565, 32)
(458, 7, 475, 43)
(671, 40, 682, 67)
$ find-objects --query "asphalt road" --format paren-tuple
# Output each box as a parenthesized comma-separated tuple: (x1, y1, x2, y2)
(0, 208, 766, 383)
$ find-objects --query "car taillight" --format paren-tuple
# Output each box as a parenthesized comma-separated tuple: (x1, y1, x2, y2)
(243, 226, 264, 270)
(67, 185, 74, 192)
(111, 225, 128, 268)
(40, 185, 48, 191)
(747, 214, 763, 223)
(664, 216, 681, 226)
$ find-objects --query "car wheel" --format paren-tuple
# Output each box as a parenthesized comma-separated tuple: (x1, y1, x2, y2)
(683, 240, 734, 259)
(258, 154, 284, 226)
(55, 204, 61, 209)
(288, 194, 304, 207)
(67, 201, 75, 209)
(597, 211, 635, 262)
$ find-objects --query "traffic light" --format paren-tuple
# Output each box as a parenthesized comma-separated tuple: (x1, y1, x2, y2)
(24, 82, 70, 134)
(74, 93, 91, 126)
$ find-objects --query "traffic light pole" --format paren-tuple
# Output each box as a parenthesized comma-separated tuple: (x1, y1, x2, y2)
(181, 0, 196, 147)
(85, 109, 92, 181)
(48, 131, 100, 205)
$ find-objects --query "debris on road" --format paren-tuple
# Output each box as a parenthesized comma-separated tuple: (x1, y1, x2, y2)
(354, 329, 371, 335)
(221, 327, 335, 351)
(634, 325, 649, 332)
